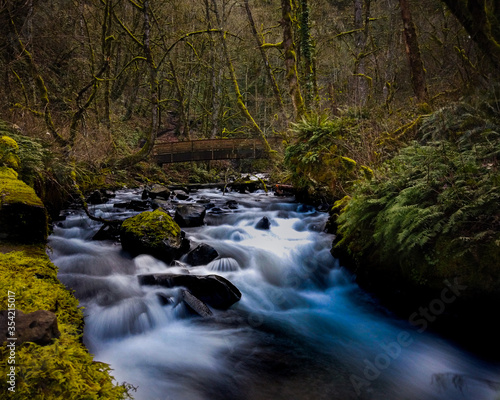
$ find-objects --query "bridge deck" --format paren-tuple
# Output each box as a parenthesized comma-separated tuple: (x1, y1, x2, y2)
(153, 137, 282, 164)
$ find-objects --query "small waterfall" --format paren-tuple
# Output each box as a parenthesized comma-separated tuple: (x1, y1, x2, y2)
(48, 189, 500, 400)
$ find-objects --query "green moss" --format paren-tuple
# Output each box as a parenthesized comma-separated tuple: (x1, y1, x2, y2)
(0, 167, 48, 243)
(360, 165, 374, 180)
(121, 209, 181, 247)
(0, 250, 132, 399)
(0, 167, 44, 207)
(0, 136, 20, 170)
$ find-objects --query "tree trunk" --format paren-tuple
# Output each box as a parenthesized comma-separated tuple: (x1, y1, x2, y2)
(243, 0, 285, 121)
(282, 0, 305, 120)
(353, 0, 371, 107)
(101, 0, 112, 129)
(169, 60, 190, 140)
(299, 0, 318, 110)
(211, 0, 272, 153)
(114, 0, 158, 168)
(205, 0, 223, 139)
(440, 0, 500, 70)
(399, 0, 428, 102)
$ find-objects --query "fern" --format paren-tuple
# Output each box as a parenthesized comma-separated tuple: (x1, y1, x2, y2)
(335, 101, 500, 286)
(284, 112, 369, 199)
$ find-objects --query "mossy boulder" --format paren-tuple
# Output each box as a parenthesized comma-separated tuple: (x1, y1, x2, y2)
(0, 167, 48, 243)
(120, 208, 190, 263)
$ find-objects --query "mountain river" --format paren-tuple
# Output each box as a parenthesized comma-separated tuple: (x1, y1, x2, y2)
(48, 188, 500, 400)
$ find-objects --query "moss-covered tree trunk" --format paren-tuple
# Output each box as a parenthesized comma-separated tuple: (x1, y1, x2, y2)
(243, 0, 286, 122)
(205, 0, 223, 139)
(114, 0, 159, 168)
(440, 0, 500, 71)
(211, 0, 272, 153)
(399, 0, 428, 103)
(299, 0, 318, 110)
(169, 60, 191, 140)
(282, 0, 305, 121)
(353, 0, 371, 107)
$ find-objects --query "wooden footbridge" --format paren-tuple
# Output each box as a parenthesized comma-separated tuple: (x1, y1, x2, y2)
(153, 137, 282, 164)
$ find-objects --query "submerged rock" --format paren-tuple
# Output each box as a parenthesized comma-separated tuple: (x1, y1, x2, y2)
(196, 197, 211, 204)
(120, 209, 189, 263)
(0, 309, 60, 345)
(156, 293, 174, 306)
(138, 273, 241, 309)
(255, 216, 271, 230)
(207, 257, 240, 272)
(185, 243, 219, 266)
(174, 204, 206, 227)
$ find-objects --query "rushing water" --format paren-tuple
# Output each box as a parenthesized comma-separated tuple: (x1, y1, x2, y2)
(48, 189, 500, 400)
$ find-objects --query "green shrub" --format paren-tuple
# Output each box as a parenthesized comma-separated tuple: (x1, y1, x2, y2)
(335, 103, 500, 291)
(284, 113, 373, 199)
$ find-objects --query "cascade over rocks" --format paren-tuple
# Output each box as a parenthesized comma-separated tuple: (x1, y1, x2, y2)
(120, 209, 190, 263)
(0, 309, 60, 345)
(138, 273, 241, 309)
(185, 243, 219, 266)
(174, 204, 206, 227)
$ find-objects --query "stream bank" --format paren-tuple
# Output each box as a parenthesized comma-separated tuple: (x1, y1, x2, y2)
(0, 138, 131, 398)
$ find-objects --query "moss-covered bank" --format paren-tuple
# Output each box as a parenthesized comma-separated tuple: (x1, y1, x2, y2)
(0, 135, 132, 398)
(0, 247, 132, 399)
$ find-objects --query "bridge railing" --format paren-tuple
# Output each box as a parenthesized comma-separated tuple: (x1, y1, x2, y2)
(152, 137, 282, 164)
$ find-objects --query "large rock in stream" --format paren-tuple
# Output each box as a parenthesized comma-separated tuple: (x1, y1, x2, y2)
(138, 273, 241, 309)
(185, 243, 219, 266)
(120, 209, 190, 263)
(174, 204, 206, 227)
